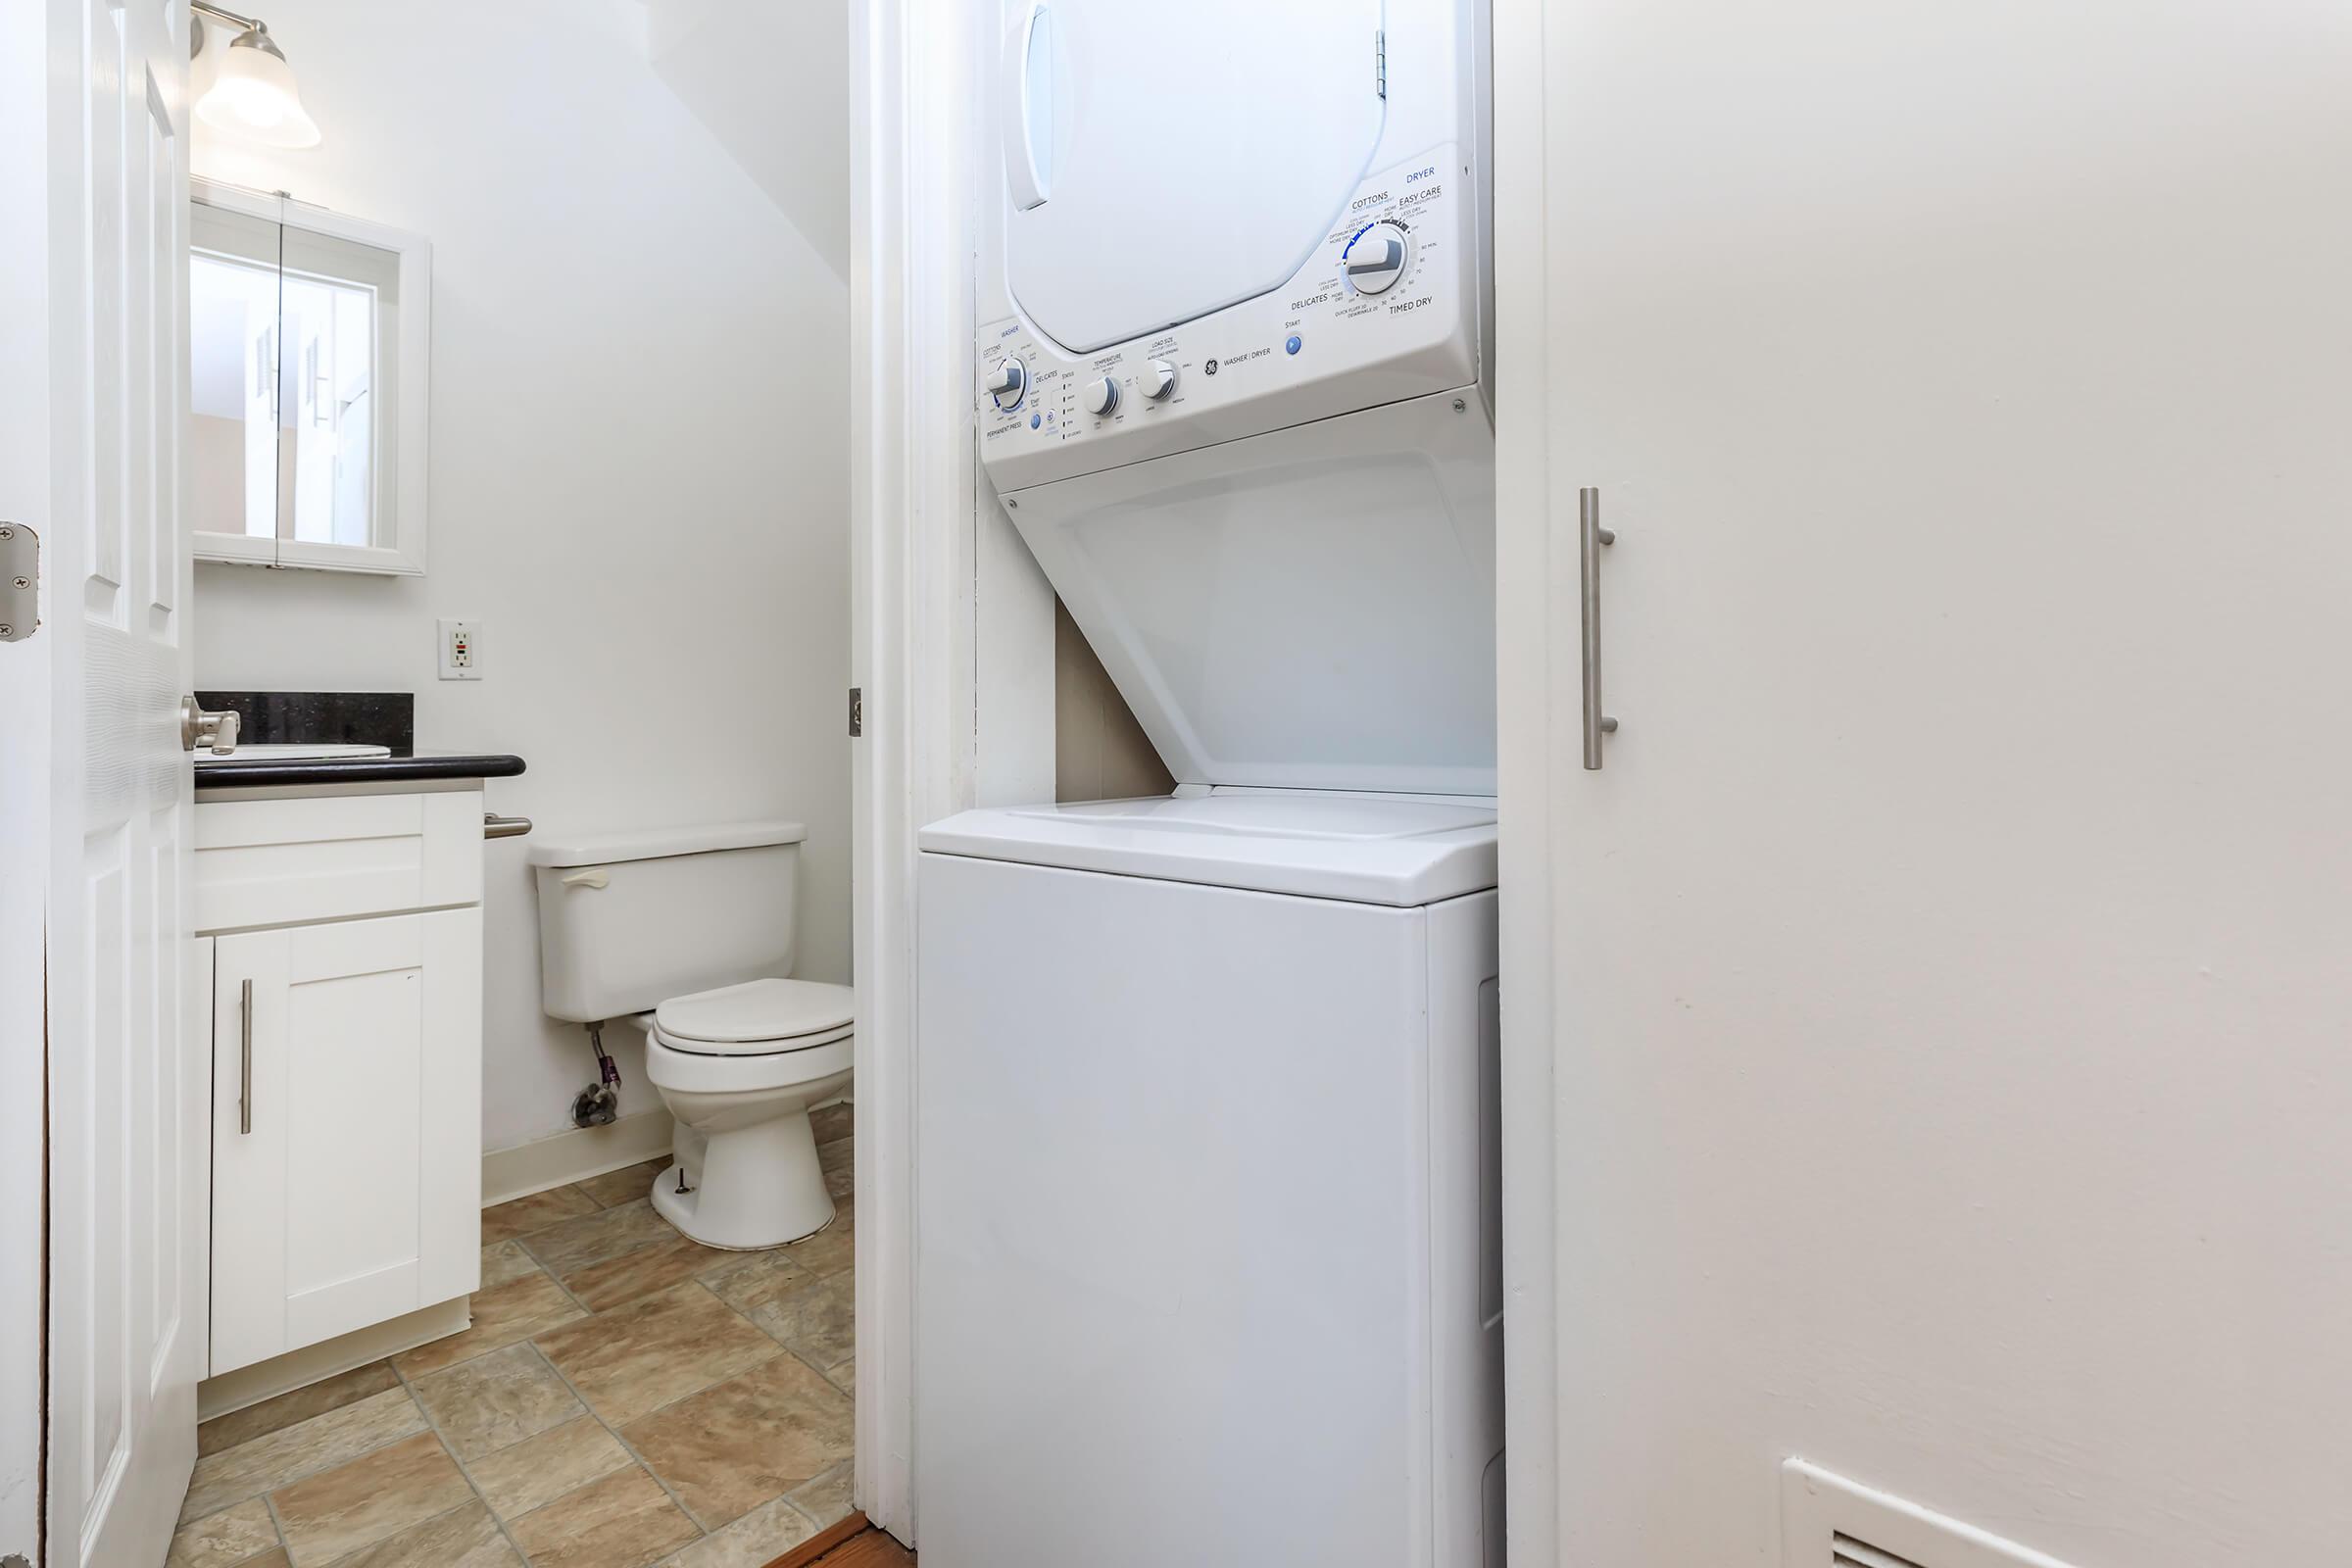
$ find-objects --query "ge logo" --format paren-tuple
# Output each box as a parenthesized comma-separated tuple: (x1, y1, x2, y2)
(1203, 358, 1219, 375)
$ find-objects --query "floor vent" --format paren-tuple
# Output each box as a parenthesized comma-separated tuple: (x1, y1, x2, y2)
(1785, 1459, 2082, 1568)
(1836, 1535, 1929, 1568)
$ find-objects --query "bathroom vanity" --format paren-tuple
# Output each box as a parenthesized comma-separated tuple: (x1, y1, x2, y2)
(193, 727, 523, 1383)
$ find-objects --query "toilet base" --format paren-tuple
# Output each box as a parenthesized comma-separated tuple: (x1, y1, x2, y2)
(649, 1108, 835, 1250)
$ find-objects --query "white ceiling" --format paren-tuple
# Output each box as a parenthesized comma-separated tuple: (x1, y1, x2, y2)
(638, 0, 851, 283)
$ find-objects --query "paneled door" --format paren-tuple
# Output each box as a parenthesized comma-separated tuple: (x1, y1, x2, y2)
(0, 2, 204, 1564)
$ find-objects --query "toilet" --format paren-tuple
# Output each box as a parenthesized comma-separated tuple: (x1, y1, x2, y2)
(528, 819, 852, 1250)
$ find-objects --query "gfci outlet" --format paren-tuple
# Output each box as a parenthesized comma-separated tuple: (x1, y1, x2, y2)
(437, 618, 483, 680)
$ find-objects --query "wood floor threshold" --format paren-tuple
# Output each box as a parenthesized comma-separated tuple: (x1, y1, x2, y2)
(763, 1510, 906, 1567)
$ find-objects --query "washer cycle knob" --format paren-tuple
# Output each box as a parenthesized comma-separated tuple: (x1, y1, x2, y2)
(1136, 360, 1177, 401)
(1082, 375, 1120, 416)
(985, 357, 1027, 410)
(1343, 220, 1411, 295)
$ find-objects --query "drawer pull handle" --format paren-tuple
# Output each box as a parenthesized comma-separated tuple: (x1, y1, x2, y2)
(561, 869, 609, 890)
(238, 978, 254, 1136)
(484, 813, 533, 840)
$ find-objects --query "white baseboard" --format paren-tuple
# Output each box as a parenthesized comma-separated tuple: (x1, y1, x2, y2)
(479, 1108, 678, 1207)
(198, 1298, 471, 1422)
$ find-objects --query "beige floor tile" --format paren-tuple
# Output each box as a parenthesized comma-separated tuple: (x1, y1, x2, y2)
(479, 1240, 544, 1289)
(808, 1102, 852, 1144)
(659, 1494, 817, 1568)
(778, 1203, 853, 1279)
(230, 1555, 288, 1568)
(621, 1354, 853, 1530)
(787, 1461, 855, 1530)
(182, 1388, 427, 1525)
(520, 1198, 681, 1278)
(167, 1495, 281, 1566)
(822, 1355, 856, 1398)
(575, 1157, 672, 1209)
(699, 1250, 813, 1314)
(816, 1136, 852, 1176)
(823, 1162, 854, 1199)
(564, 1232, 737, 1313)
(270, 1430, 471, 1565)
(393, 1271, 585, 1377)
(199, 1363, 401, 1459)
(468, 1416, 633, 1522)
(408, 1343, 583, 1459)
(738, 1270, 855, 1368)
(533, 1282, 783, 1427)
(508, 1466, 699, 1568)
(323, 1501, 519, 1568)
(480, 1186, 598, 1246)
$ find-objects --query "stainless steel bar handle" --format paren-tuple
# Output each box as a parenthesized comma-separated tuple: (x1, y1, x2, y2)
(483, 813, 533, 840)
(238, 978, 254, 1135)
(1580, 486, 1619, 770)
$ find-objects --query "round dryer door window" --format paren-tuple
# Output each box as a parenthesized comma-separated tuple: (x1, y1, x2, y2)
(1002, 0, 1386, 355)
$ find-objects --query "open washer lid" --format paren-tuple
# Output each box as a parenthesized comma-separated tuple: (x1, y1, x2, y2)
(920, 790, 1497, 906)
(1003, 0, 1386, 353)
(1004, 389, 1495, 796)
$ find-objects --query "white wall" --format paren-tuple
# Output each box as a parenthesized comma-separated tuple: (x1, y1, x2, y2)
(1506, 2, 2352, 1564)
(192, 0, 851, 1152)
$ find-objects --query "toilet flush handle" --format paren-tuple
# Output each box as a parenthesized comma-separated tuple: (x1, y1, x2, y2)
(560, 868, 610, 890)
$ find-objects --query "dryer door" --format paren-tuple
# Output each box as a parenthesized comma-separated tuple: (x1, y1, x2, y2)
(1003, 0, 1387, 355)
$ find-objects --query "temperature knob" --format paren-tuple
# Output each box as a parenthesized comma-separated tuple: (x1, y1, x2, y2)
(985, 357, 1027, 410)
(1137, 360, 1177, 401)
(1082, 375, 1120, 416)
(1343, 220, 1411, 295)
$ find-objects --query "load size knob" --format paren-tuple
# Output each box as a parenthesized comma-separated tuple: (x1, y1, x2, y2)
(985, 357, 1027, 410)
(1343, 220, 1411, 295)
(1082, 375, 1120, 416)
(1136, 360, 1176, 401)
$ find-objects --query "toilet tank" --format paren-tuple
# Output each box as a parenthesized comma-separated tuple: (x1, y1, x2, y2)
(528, 820, 807, 1022)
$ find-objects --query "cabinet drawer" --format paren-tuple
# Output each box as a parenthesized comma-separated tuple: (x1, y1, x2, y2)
(195, 790, 482, 931)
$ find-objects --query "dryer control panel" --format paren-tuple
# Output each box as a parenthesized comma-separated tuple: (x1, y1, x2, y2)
(977, 144, 1483, 494)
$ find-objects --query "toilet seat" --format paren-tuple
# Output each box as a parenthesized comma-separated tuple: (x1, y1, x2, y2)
(653, 978, 856, 1056)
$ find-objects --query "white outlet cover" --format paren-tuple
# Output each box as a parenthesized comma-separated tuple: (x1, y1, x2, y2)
(437, 617, 482, 681)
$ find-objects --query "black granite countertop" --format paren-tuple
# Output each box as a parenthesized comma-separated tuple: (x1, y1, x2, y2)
(189, 691, 523, 791)
(193, 751, 527, 791)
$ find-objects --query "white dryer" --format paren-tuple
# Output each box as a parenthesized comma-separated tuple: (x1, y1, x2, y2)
(919, 1, 1498, 1563)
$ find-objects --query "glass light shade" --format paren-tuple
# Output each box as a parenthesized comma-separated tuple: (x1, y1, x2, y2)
(197, 33, 321, 149)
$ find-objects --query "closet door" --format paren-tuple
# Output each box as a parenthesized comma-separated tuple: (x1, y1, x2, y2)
(1502, 2, 2352, 1563)
(211, 909, 483, 1374)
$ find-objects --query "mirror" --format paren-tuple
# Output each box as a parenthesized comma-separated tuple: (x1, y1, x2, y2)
(190, 179, 430, 573)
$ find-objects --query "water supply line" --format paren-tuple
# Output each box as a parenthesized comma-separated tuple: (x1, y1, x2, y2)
(571, 1020, 621, 1127)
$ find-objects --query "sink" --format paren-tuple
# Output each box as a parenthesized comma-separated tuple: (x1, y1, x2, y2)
(193, 743, 392, 766)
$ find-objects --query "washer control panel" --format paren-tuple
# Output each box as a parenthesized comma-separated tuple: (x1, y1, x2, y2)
(977, 144, 1482, 493)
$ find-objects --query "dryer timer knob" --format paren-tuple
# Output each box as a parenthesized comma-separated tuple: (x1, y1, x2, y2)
(1344, 220, 1411, 295)
(1082, 375, 1120, 416)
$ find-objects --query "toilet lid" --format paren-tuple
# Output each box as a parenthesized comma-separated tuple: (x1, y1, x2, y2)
(655, 979, 856, 1052)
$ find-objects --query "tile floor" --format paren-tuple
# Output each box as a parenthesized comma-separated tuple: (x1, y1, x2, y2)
(171, 1103, 857, 1568)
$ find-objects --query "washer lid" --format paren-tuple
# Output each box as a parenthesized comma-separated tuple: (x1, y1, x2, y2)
(1004, 391, 1495, 796)
(1004, 0, 1385, 353)
(918, 791, 1497, 906)
(655, 979, 857, 1048)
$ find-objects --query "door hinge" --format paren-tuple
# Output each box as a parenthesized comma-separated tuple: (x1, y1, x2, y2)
(0, 521, 37, 643)
(848, 686, 862, 738)
(1375, 29, 1387, 99)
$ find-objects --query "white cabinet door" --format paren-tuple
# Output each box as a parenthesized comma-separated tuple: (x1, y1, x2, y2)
(211, 909, 483, 1375)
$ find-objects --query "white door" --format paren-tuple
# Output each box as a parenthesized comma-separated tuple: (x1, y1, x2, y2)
(1501, 2, 2352, 1564)
(0, 3, 204, 1565)
(211, 910, 484, 1376)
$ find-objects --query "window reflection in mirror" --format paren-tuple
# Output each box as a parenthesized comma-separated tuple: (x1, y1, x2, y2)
(190, 183, 426, 573)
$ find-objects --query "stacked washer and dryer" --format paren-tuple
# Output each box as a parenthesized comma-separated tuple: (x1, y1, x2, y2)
(915, 2, 1499, 1563)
